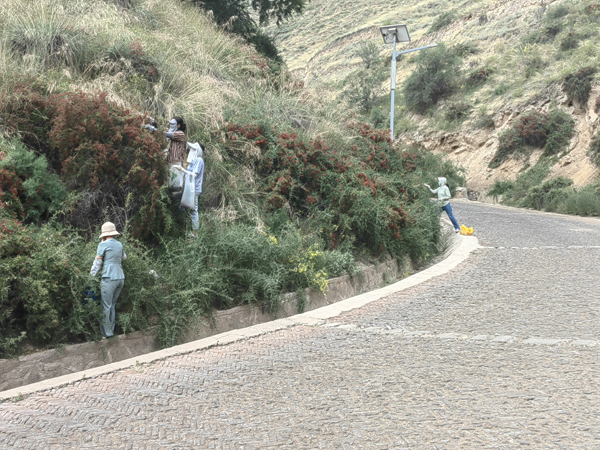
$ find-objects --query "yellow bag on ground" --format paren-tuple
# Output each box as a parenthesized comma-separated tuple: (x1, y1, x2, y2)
(460, 225, 474, 236)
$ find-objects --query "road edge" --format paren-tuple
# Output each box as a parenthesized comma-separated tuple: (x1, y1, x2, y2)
(0, 235, 479, 401)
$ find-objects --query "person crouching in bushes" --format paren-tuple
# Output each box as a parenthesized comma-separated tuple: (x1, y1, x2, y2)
(90, 222, 127, 338)
(165, 116, 187, 165)
(424, 177, 460, 233)
(175, 142, 205, 237)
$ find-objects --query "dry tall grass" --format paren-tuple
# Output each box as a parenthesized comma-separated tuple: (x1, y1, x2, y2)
(0, 0, 261, 134)
(0, 0, 350, 142)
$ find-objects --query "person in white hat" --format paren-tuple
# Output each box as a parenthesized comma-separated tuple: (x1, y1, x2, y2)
(90, 222, 127, 338)
(175, 142, 205, 237)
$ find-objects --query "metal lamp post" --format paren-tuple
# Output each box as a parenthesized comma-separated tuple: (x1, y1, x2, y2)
(379, 24, 437, 141)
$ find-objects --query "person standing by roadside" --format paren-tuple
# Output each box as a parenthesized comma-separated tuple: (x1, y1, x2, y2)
(90, 222, 127, 338)
(175, 142, 205, 237)
(424, 177, 460, 233)
(165, 117, 187, 165)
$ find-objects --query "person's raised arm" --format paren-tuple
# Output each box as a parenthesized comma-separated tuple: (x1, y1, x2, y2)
(424, 183, 437, 194)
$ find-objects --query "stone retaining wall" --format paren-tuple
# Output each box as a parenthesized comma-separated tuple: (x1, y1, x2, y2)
(0, 256, 410, 392)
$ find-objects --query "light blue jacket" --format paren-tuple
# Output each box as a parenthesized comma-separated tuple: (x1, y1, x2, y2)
(187, 157, 205, 194)
(96, 239, 125, 280)
(428, 177, 451, 207)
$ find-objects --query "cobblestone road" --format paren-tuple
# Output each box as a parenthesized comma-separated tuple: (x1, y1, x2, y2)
(1, 202, 599, 449)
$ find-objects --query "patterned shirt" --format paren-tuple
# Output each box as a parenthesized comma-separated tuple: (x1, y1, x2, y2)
(167, 131, 186, 164)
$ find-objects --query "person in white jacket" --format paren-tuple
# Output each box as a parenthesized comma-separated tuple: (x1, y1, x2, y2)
(424, 177, 460, 232)
(174, 142, 205, 237)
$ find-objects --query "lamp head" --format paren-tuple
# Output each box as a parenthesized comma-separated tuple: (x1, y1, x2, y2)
(379, 24, 411, 44)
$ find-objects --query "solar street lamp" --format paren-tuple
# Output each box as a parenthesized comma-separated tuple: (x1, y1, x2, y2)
(380, 24, 437, 141)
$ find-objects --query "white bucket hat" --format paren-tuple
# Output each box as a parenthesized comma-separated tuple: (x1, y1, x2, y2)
(99, 222, 120, 239)
(187, 142, 203, 162)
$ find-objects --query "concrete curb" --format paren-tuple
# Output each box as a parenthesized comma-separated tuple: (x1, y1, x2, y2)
(0, 235, 479, 401)
(0, 256, 404, 392)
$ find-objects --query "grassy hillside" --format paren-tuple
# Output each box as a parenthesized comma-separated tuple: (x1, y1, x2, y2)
(0, 0, 464, 356)
(267, 0, 600, 194)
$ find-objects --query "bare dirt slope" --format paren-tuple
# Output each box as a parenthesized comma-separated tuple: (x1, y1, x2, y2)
(267, 0, 600, 192)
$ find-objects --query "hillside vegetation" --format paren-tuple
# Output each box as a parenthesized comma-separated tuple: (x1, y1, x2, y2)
(0, 0, 463, 356)
(267, 0, 600, 200)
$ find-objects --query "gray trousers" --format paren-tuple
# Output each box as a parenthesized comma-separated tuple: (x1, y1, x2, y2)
(100, 278, 124, 338)
(188, 193, 200, 230)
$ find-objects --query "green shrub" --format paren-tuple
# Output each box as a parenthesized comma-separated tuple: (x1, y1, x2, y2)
(428, 11, 456, 34)
(495, 167, 600, 217)
(563, 67, 597, 105)
(544, 110, 575, 156)
(465, 67, 492, 87)
(488, 180, 515, 198)
(490, 109, 574, 167)
(0, 221, 103, 354)
(369, 108, 388, 128)
(520, 176, 574, 210)
(342, 66, 387, 112)
(150, 218, 360, 346)
(491, 112, 546, 167)
(0, 138, 66, 223)
(1, 116, 465, 355)
(493, 84, 510, 96)
(0, 219, 187, 356)
(523, 55, 547, 79)
(403, 44, 461, 113)
(444, 101, 471, 122)
(0, 160, 24, 220)
(104, 38, 161, 83)
(491, 127, 523, 168)
(559, 31, 580, 51)
(474, 106, 495, 129)
(546, 3, 570, 20)
(452, 42, 479, 57)
(589, 131, 600, 166)
(217, 121, 464, 261)
(562, 185, 600, 216)
(585, 3, 600, 16)
(341, 42, 387, 113)
(495, 162, 551, 205)
(524, 21, 562, 44)
(354, 41, 382, 70)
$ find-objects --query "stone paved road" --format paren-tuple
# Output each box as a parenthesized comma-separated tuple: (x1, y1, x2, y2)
(1, 202, 600, 449)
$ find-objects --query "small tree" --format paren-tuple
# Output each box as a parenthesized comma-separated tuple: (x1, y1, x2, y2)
(403, 44, 461, 113)
(195, 0, 308, 62)
(563, 67, 596, 105)
(342, 42, 387, 113)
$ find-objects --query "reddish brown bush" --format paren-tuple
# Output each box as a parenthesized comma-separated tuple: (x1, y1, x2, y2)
(215, 120, 442, 256)
(0, 162, 24, 220)
(0, 81, 172, 241)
